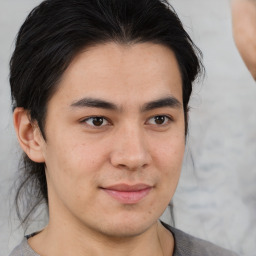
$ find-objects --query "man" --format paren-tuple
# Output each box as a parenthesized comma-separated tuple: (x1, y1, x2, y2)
(9, 0, 237, 255)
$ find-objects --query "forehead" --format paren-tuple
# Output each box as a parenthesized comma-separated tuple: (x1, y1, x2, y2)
(49, 42, 183, 108)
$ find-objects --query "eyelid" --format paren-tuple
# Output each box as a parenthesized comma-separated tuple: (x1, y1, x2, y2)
(79, 114, 173, 128)
(145, 114, 173, 126)
(80, 116, 112, 128)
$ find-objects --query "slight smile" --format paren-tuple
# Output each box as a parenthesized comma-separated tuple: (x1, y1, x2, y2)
(101, 184, 153, 204)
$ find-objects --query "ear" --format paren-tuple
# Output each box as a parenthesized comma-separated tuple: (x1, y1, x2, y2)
(13, 108, 45, 163)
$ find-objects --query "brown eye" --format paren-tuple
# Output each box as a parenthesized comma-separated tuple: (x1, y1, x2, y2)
(92, 117, 104, 126)
(147, 115, 171, 126)
(154, 116, 166, 125)
(83, 116, 109, 127)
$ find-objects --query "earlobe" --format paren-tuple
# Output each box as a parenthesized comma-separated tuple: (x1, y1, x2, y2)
(13, 108, 45, 163)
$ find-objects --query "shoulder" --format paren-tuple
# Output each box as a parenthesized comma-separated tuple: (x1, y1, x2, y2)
(162, 222, 239, 256)
(9, 236, 39, 256)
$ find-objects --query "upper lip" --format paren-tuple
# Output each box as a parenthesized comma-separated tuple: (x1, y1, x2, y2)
(102, 183, 152, 192)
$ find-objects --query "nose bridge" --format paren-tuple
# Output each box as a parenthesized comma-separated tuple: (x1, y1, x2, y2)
(110, 122, 150, 170)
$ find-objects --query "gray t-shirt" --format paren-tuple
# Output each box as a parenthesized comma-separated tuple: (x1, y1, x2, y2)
(9, 223, 239, 256)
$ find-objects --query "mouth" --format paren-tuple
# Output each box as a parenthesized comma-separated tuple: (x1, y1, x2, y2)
(100, 183, 153, 204)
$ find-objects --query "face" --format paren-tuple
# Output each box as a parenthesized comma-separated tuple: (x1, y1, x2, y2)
(40, 42, 185, 237)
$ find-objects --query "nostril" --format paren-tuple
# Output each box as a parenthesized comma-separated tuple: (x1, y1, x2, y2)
(114, 162, 149, 171)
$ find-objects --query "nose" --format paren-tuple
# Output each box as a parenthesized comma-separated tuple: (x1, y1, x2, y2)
(110, 125, 152, 171)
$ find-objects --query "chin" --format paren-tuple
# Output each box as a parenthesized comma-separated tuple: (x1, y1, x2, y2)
(94, 214, 159, 238)
(100, 224, 152, 238)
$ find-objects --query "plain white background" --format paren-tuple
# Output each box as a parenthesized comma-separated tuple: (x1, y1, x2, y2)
(0, 0, 256, 255)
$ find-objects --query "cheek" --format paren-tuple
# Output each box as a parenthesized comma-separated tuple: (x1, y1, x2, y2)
(152, 134, 185, 197)
(44, 138, 107, 211)
(43, 131, 109, 192)
(153, 134, 185, 171)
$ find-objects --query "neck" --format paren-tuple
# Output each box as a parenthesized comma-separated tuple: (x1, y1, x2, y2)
(28, 219, 174, 256)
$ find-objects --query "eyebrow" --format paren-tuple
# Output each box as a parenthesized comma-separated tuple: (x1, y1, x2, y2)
(70, 96, 182, 112)
(71, 98, 118, 110)
(141, 96, 182, 112)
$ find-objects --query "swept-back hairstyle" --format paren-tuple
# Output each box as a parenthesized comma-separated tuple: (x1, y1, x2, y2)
(10, 0, 203, 228)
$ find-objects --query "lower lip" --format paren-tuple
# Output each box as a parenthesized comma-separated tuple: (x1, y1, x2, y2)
(103, 188, 152, 204)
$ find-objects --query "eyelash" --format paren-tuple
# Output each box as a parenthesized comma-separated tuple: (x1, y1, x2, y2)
(146, 115, 173, 126)
(80, 115, 173, 128)
(80, 116, 111, 128)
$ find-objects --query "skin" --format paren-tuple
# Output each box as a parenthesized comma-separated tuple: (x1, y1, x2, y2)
(13, 42, 185, 256)
(231, 0, 256, 79)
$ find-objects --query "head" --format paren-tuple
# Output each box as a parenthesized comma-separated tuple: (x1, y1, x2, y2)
(10, 0, 202, 233)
